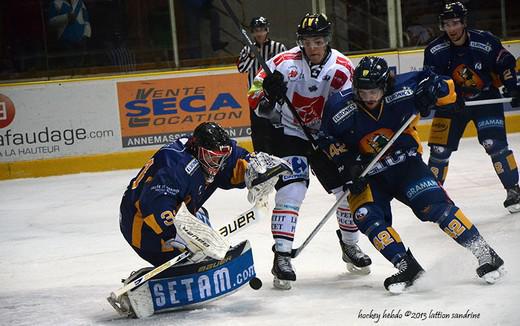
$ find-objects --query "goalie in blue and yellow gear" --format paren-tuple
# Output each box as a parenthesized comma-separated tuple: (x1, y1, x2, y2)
(424, 1, 520, 213)
(320, 56, 505, 293)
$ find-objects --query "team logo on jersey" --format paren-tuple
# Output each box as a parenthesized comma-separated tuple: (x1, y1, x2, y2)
(384, 88, 414, 104)
(292, 93, 325, 127)
(332, 102, 356, 124)
(359, 129, 393, 155)
(452, 64, 484, 98)
(331, 69, 348, 89)
(474, 62, 482, 70)
(308, 85, 318, 92)
(469, 41, 492, 53)
(185, 158, 200, 175)
(430, 42, 449, 54)
(287, 65, 300, 81)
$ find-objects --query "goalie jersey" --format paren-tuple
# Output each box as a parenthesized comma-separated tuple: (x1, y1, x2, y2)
(120, 138, 249, 265)
(321, 70, 456, 171)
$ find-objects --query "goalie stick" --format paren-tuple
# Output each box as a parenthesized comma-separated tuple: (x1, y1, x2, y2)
(107, 202, 268, 305)
(290, 114, 418, 258)
(219, 0, 320, 150)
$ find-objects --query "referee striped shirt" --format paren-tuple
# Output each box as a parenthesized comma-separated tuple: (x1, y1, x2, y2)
(237, 39, 287, 88)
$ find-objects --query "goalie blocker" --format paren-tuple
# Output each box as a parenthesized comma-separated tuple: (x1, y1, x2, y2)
(116, 240, 257, 318)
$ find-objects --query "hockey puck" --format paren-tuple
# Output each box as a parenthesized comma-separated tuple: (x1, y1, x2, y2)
(249, 277, 263, 290)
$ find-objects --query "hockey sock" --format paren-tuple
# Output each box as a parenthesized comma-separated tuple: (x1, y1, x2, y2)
(428, 145, 452, 185)
(363, 221, 407, 265)
(336, 197, 359, 244)
(272, 203, 299, 253)
(489, 147, 519, 189)
(437, 206, 480, 245)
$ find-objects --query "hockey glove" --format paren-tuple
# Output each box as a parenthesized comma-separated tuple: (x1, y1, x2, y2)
(347, 164, 368, 196)
(415, 77, 437, 117)
(263, 70, 287, 104)
(245, 152, 293, 204)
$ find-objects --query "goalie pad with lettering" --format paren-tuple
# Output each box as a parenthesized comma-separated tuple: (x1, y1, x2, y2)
(245, 152, 293, 204)
(122, 240, 256, 318)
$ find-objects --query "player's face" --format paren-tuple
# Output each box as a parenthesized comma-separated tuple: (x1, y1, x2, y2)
(301, 36, 328, 64)
(357, 88, 384, 110)
(442, 18, 466, 44)
(252, 27, 268, 43)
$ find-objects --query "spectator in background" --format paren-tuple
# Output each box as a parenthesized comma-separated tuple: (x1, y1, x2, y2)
(237, 16, 286, 153)
(48, 0, 91, 68)
(179, 0, 228, 59)
(405, 24, 435, 46)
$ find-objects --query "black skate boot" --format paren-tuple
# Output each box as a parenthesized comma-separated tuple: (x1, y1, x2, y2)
(504, 184, 520, 213)
(384, 249, 425, 294)
(476, 247, 505, 284)
(336, 230, 372, 275)
(272, 249, 296, 290)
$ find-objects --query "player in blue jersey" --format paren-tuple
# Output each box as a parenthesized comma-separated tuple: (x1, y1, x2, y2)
(119, 122, 290, 267)
(424, 2, 520, 213)
(320, 56, 505, 293)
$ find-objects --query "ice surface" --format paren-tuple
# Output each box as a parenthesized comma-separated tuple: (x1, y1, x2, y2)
(1, 135, 519, 326)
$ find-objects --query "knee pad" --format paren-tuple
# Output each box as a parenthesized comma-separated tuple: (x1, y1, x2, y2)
(429, 145, 452, 161)
(274, 181, 307, 207)
(481, 139, 508, 157)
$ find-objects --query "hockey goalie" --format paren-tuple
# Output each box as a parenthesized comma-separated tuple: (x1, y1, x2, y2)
(108, 122, 292, 318)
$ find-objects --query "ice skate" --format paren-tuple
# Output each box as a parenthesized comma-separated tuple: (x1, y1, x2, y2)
(336, 230, 371, 275)
(384, 249, 424, 294)
(476, 247, 505, 284)
(272, 250, 296, 290)
(504, 184, 520, 213)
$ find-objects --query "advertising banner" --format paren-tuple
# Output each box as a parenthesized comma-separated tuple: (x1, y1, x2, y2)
(117, 73, 251, 148)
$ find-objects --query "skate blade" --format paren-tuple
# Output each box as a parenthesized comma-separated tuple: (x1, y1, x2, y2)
(273, 277, 292, 290)
(506, 203, 520, 214)
(482, 266, 506, 284)
(346, 263, 371, 275)
(386, 282, 407, 295)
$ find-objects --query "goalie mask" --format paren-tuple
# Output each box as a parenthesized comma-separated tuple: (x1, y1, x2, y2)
(188, 122, 232, 183)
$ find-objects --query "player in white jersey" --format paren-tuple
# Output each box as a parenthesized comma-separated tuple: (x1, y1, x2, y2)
(248, 13, 372, 289)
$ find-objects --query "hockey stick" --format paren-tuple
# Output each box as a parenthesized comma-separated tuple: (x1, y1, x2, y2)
(219, 0, 320, 150)
(291, 114, 418, 258)
(465, 97, 512, 107)
(108, 202, 268, 302)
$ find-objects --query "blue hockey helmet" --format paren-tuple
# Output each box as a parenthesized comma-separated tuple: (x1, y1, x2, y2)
(353, 56, 391, 91)
(439, 2, 468, 24)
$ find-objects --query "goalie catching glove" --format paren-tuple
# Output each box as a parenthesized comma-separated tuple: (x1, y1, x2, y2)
(167, 203, 229, 262)
(245, 152, 293, 204)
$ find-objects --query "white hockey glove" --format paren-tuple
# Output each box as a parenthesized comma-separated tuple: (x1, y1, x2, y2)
(245, 152, 293, 204)
(166, 203, 229, 262)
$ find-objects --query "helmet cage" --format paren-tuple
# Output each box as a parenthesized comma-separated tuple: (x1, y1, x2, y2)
(197, 145, 232, 183)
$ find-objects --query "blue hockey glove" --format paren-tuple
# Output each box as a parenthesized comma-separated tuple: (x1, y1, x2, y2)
(263, 70, 287, 104)
(415, 77, 437, 117)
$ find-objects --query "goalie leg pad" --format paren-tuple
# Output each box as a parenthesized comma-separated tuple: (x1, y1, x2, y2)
(126, 240, 256, 318)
